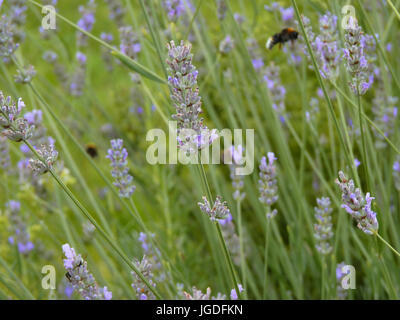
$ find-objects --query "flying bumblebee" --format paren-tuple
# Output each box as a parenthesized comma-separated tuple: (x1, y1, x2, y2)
(85, 143, 98, 158)
(266, 27, 299, 50)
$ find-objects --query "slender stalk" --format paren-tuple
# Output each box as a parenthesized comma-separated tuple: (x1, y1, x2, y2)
(375, 232, 400, 258)
(237, 199, 247, 297)
(262, 217, 271, 299)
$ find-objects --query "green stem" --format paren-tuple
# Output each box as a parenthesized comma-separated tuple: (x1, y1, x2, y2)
(375, 232, 400, 259)
(263, 217, 271, 299)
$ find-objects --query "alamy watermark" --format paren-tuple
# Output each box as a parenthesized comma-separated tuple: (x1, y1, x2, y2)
(41, 5, 56, 30)
(146, 121, 255, 175)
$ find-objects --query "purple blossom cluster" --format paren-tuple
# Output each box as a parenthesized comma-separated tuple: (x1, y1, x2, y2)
(104, 0, 125, 26)
(343, 17, 373, 95)
(335, 171, 378, 235)
(313, 12, 341, 79)
(313, 197, 333, 255)
(69, 52, 87, 97)
(76, 0, 96, 48)
(119, 26, 141, 60)
(263, 63, 286, 120)
(166, 40, 217, 153)
(62, 244, 112, 300)
(106, 139, 136, 198)
(131, 255, 156, 300)
(0, 92, 33, 142)
(7, 200, 34, 254)
(393, 156, 400, 191)
(258, 153, 278, 219)
(163, 0, 185, 21)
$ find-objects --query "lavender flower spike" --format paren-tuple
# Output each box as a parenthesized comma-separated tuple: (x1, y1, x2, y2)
(62, 243, 112, 300)
(166, 40, 218, 154)
(313, 197, 333, 255)
(258, 152, 278, 218)
(343, 17, 372, 95)
(198, 195, 231, 221)
(106, 139, 136, 198)
(335, 171, 378, 235)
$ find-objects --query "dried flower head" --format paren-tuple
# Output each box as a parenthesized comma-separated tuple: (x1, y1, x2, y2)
(335, 171, 378, 235)
(198, 195, 231, 221)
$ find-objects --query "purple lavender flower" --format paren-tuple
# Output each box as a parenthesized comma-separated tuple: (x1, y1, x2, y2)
(100, 32, 114, 71)
(230, 284, 244, 300)
(62, 244, 112, 300)
(198, 195, 231, 221)
(76, 0, 96, 47)
(219, 35, 234, 54)
(28, 142, 58, 175)
(163, 0, 185, 21)
(131, 255, 156, 300)
(0, 93, 33, 142)
(6, 200, 34, 255)
(104, 0, 125, 26)
(336, 171, 379, 235)
(393, 156, 400, 191)
(69, 52, 87, 96)
(258, 152, 278, 218)
(343, 17, 373, 95)
(313, 197, 333, 255)
(313, 12, 341, 79)
(106, 139, 136, 198)
(263, 63, 286, 117)
(166, 40, 217, 153)
(119, 26, 141, 60)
